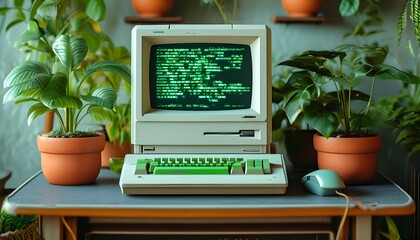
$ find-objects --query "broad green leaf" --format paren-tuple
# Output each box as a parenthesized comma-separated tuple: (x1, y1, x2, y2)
(86, 0, 106, 22)
(40, 73, 82, 109)
(339, 0, 360, 17)
(82, 87, 117, 110)
(84, 60, 131, 82)
(372, 64, 420, 84)
(27, 103, 51, 126)
(4, 61, 51, 87)
(3, 62, 51, 103)
(53, 35, 88, 71)
(3, 73, 50, 103)
(303, 100, 340, 138)
(285, 96, 303, 125)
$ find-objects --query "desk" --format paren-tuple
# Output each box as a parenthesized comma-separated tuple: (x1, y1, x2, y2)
(3, 169, 415, 240)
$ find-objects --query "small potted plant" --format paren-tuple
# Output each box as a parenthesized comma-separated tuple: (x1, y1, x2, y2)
(2, 1, 130, 185)
(278, 45, 420, 184)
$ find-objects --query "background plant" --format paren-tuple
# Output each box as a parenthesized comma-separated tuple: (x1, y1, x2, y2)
(200, 0, 237, 24)
(278, 46, 420, 138)
(373, 0, 420, 155)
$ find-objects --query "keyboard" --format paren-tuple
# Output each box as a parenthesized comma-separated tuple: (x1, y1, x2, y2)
(119, 154, 288, 195)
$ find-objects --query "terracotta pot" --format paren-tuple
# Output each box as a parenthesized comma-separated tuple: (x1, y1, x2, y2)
(313, 133, 381, 184)
(101, 142, 132, 168)
(37, 134, 105, 185)
(281, 0, 323, 17)
(131, 0, 174, 17)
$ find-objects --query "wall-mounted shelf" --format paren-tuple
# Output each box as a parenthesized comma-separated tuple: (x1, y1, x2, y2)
(124, 16, 183, 24)
(271, 16, 326, 24)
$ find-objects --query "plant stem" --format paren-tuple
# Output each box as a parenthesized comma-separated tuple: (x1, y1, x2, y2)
(213, 0, 228, 24)
(365, 77, 376, 115)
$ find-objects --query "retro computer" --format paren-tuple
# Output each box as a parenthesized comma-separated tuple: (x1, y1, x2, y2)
(119, 24, 288, 195)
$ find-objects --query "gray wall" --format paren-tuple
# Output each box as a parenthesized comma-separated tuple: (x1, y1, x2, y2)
(0, 0, 410, 188)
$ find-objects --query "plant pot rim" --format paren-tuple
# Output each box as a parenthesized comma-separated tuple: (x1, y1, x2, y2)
(37, 134, 105, 154)
(313, 133, 381, 154)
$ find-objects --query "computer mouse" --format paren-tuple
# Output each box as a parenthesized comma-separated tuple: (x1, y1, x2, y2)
(301, 169, 346, 196)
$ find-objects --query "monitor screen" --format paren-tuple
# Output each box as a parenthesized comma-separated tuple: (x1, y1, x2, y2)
(149, 43, 252, 111)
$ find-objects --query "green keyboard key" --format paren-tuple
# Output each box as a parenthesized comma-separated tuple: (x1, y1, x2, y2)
(153, 166, 229, 174)
(262, 159, 271, 174)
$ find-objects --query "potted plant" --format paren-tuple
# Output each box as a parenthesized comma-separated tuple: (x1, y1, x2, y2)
(2, 1, 130, 185)
(278, 45, 420, 184)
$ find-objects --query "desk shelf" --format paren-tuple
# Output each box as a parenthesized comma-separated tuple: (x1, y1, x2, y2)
(124, 16, 183, 24)
(271, 16, 326, 24)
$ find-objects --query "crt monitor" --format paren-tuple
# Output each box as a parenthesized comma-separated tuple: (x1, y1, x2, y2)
(131, 24, 272, 154)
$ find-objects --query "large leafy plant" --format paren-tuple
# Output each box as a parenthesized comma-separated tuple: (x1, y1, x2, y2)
(278, 46, 420, 138)
(1, 0, 130, 137)
(2, 34, 130, 136)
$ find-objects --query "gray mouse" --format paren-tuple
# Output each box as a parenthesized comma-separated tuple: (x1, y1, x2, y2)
(301, 169, 346, 196)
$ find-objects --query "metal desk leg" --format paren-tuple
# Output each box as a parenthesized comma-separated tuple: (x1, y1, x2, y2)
(41, 216, 62, 240)
(354, 216, 372, 240)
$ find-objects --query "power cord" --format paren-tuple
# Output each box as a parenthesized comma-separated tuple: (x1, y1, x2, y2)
(335, 190, 349, 240)
(60, 216, 76, 240)
(334, 190, 377, 240)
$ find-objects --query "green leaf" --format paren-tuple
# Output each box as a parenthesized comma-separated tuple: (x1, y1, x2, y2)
(303, 99, 340, 138)
(339, 0, 360, 17)
(30, 0, 45, 19)
(3, 62, 51, 103)
(27, 103, 51, 126)
(410, 0, 420, 44)
(52, 35, 88, 71)
(106, 120, 120, 143)
(82, 87, 117, 110)
(84, 60, 131, 81)
(4, 61, 51, 87)
(18, 20, 41, 43)
(379, 217, 400, 240)
(40, 73, 82, 109)
(5, 19, 24, 32)
(86, 0, 106, 22)
(371, 64, 420, 84)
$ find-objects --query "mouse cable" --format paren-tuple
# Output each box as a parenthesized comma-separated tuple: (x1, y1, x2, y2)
(334, 190, 377, 240)
(60, 215, 77, 240)
(335, 190, 349, 240)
